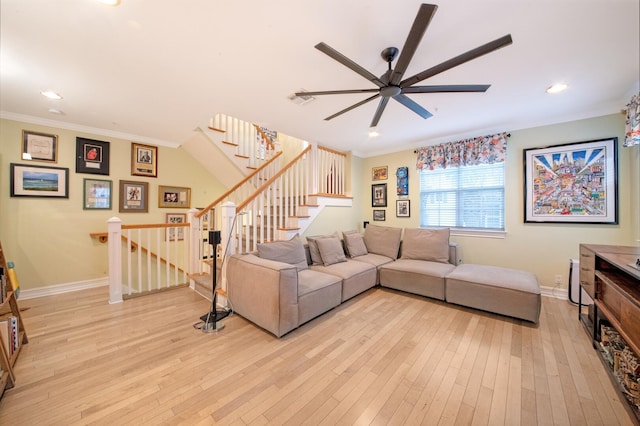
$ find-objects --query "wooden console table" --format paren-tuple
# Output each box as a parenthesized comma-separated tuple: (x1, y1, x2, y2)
(578, 244, 640, 423)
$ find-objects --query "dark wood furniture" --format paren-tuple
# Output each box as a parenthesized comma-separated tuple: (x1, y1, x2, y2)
(578, 244, 640, 423)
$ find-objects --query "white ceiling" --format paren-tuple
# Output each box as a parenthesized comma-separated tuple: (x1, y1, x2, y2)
(1, 0, 638, 158)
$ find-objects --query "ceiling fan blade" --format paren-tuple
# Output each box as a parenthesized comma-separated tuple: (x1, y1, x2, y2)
(370, 97, 391, 127)
(393, 94, 433, 119)
(389, 4, 437, 85)
(402, 84, 490, 93)
(315, 42, 386, 88)
(325, 93, 381, 121)
(400, 34, 513, 88)
(295, 88, 379, 96)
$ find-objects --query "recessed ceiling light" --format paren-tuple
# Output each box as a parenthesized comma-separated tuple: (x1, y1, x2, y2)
(368, 127, 380, 138)
(546, 83, 568, 94)
(97, 0, 121, 5)
(40, 90, 62, 100)
(48, 108, 64, 115)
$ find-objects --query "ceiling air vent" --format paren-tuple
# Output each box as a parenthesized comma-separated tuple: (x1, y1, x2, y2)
(288, 89, 316, 106)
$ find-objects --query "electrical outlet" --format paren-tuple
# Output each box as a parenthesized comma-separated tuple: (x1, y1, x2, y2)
(554, 274, 562, 285)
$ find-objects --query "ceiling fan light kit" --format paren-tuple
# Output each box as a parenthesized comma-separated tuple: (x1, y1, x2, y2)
(296, 3, 513, 128)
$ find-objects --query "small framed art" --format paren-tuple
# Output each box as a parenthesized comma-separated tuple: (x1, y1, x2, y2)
(373, 210, 386, 221)
(371, 183, 387, 207)
(372, 166, 388, 181)
(10, 163, 69, 198)
(396, 199, 410, 217)
(159, 185, 191, 208)
(22, 130, 58, 162)
(131, 143, 157, 177)
(119, 180, 149, 213)
(76, 137, 110, 175)
(166, 213, 187, 241)
(83, 178, 112, 210)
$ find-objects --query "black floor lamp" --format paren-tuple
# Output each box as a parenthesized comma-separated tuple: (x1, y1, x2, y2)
(200, 229, 230, 332)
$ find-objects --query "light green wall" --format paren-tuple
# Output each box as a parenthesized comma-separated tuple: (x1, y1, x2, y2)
(358, 113, 639, 288)
(0, 118, 227, 290)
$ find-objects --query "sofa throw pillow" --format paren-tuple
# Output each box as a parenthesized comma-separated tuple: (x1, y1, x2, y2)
(400, 227, 450, 264)
(257, 233, 308, 271)
(316, 237, 347, 266)
(363, 224, 402, 260)
(306, 232, 338, 265)
(342, 230, 368, 258)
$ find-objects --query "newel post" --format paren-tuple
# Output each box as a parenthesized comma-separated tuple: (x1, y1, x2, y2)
(188, 208, 201, 290)
(219, 201, 238, 306)
(107, 217, 123, 304)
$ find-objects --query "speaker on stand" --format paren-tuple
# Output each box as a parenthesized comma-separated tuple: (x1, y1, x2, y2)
(200, 230, 230, 332)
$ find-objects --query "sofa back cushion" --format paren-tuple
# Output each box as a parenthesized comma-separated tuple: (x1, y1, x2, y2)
(400, 227, 450, 263)
(342, 230, 368, 258)
(363, 224, 402, 260)
(257, 233, 308, 271)
(316, 237, 347, 266)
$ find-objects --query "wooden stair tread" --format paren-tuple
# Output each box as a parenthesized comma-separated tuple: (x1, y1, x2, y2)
(277, 227, 300, 231)
(222, 140, 237, 146)
(234, 154, 250, 159)
(208, 126, 225, 133)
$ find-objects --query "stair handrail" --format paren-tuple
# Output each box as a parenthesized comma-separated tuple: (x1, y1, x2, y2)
(194, 150, 283, 219)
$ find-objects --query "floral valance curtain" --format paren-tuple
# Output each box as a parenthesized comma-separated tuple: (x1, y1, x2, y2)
(416, 132, 508, 171)
(624, 92, 639, 147)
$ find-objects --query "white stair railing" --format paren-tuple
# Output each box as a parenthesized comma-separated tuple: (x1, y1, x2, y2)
(210, 114, 278, 169)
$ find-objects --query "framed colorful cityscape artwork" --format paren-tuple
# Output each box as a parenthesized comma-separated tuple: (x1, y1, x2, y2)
(523, 137, 617, 224)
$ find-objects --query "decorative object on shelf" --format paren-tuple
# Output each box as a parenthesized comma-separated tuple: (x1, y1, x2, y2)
(373, 210, 385, 221)
(10, 163, 69, 198)
(76, 137, 110, 175)
(118, 180, 149, 213)
(396, 166, 408, 196)
(21, 130, 58, 162)
(165, 213, 187, 241)
(372, 166, 388, 181)
(158, 185, 191, 208)
(131, 142, 157, 177)
(396, 199, 410, 217)
(83, 178, 112, 210)
(623, 92, 639, 147)
(524, 137, 618, 224)
(371, 183, 387, 207)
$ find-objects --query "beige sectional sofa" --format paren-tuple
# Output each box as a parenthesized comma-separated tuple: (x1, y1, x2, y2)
(226, 225, 540, 337)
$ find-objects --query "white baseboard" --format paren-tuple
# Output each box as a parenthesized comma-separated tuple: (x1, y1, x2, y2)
(540, 285, 568, 300)
(19, 277, 108, 300)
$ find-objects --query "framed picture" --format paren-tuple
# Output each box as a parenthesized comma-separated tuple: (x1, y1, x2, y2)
(166, 213, 187, 240)
(371, 183, 387, 207)
(396, 199, 410, 217)
(396, 166, 409, 196)
(372, 166, 388, 181)
(83, 178, 112, 210)
(159, 185, 191, 208)
(373, 210, 386, 221)
(119, 180, 149, 213)
(523, 137, 618, 224)
(131, 143, 157, 177)
(22, 130, 58, 162)
(10, 163, 69, 198)
(76, 137, 110, 175)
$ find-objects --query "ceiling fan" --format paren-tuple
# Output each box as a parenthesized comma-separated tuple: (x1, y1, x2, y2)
(296, 3, 513, 128)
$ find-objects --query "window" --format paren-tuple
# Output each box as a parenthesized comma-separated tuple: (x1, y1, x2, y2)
(419, 162, 505, 230)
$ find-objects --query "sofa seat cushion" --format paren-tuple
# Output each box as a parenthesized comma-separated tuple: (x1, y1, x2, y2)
(310, 260, 377, 302)
(379, 259, 455, 300)
(445, 264, 541, 323)
(296, 269, 343, 326)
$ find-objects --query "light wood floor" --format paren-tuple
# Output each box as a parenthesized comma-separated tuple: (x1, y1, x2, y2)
(0, 285, 636, 425)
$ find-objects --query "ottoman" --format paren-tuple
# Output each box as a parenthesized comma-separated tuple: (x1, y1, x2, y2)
(445, 264, 541, 323)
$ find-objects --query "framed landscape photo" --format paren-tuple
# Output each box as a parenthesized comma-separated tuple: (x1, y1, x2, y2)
(131, 143, 157, 177)
(373, 210, 386, 221)
(166, 213, 187, 241)
(83, 178, 112, 210)
(10, 163, 69, 198)
(119, 180, 149, 213)
(523, 137, 618, 224)
(371, 183, 387, 207)
(159, 185, 191, 208)
(396, 199, 410, 217)
(76, 137, 110, 175)
(372, 166, 388, 181)
(22, 130, 58, 162)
